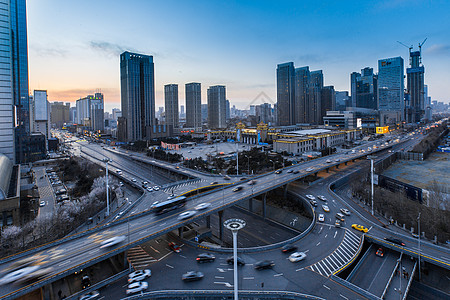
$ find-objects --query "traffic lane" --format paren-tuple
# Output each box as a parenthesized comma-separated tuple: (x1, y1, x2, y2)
(384, 255, 415, 300)
(350, 247, 399, 297)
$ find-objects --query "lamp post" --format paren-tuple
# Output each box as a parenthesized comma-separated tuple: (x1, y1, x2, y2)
(397, 258, 402, 299)
(224, 219, 246, 300)
(269, 159, 275, 171)
(244, 155, 250, 175)
(102, 158, 111, 216)
(236, 141, 239, 176)
(418, 212, 421, 281)
(367, 155, 376, 216)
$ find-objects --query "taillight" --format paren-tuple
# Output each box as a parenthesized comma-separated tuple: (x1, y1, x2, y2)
(196, 258, 200, 260)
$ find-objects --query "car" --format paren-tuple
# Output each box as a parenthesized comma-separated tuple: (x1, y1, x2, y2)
(239, 177, 247, 181)
(322, 205, 330, 212)
(116, 170, 122, 175)
(254, 260, 275, 270)
(0, 266, 40, 285)
(182, 271, 204, 282)
(176, 166, 180, 169)
(281, 244, 298, 253)
(293, 170, 300, 174)
(351, 224, 369, 233)
(226, 256, 245, 266)
(232, 186, 243, 192)
(318, 214, 325, 222)
(275, 170, 282, 174)
(39, 201, 45, 207)
(100, 236, 126, 248)
(131, 178, 136, 182)
(335, 213, 345, 222)
(168, 242, 181, 253)
(309, 199, 318, 207)
(334, 220, 341, 228)
(306, 167, 314, 172)
(153, 186, 160, 191)
(335, 158, 341, 162)
(317, 195, 327, 201)
(305, 194, 315, 200)
(82, 275, 91, 289)
(167, 194, 176, 200)
(119, 182, 124, 187)
(375, 247, 384, 257)
(79, 290, 100, 300)
(326, 159, 332, 163)
(384, 237, 405, 246)
(146, 187, 153, 192)
(223, 175, 231, 180)
(210, 181, 219, 185)
(126, 281, 148, 294)
(150, 201, 159, 209)
(287, 170, 293, 173)
(128, 269, 151, 283)
(196, 253, 215, 263)
(340, 208, 351, 216)
(248, 180, 257, 185)
(289, 252, 307, 263)
(178, 211, 196, 220)
(195, 203, 211, 210)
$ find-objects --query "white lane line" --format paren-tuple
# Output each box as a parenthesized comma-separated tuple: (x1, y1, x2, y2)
(320, 260, 333, 274)
(217, 268, 226, 273)
(179, 255, 186, 258)
(316, 242, 321, 246)
(304, 250, 309, 253)
(150, 246, 160, 253)
(58, 260, 72, 267)
(274, 273, 283, 277)
(214, 282, 232, 287)
(317, 262, 328, 276)
(215, 276, 224, 279)
(323, 284, 330, 290)
(319, 226, 323, 234)
(334, 231, 338, 238)
(340, 294, 349, 300)
(325, 234, 328, 238)
(243, 277, 254, 280)
(165, 264, 174, 268)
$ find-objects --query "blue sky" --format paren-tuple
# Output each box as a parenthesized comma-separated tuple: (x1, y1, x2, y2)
(27, 0, 450, 112)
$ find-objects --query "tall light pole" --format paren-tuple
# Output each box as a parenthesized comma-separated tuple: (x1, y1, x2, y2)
(269, 159, 275, 171)
(397, 258, 402, 299)
(102, 158, 111, 216)
(367, 155, 376, 216)
(224, 219, 246, 300)
(418, 212, 421, 281)
(244, 155, 250, 175)
(236, 141, 239, 176)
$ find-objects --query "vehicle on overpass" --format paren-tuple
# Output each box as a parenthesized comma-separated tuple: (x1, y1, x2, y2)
(289, 252, 307, 262)
(182, 271, 204, 281)
(384, 237, 406, 246)
(152, 196, 187, 214)
(351, 224, 368, 233)
(99, 236, 126, 249)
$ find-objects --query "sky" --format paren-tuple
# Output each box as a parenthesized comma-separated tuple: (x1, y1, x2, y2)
(27, 0, 450, 113)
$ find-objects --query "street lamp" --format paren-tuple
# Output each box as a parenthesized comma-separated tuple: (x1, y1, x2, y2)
(367, 155, 376, 216)
(244, 155, 250, 175)
(269, 160, 275, 171)
(418, 212, 421, 281)
(224, 219, 246, 300)
(397, 258, 402, 299)
(102, 158, 112, 217)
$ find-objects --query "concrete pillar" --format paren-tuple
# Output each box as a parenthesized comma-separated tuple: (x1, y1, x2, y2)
(336, 164, 339, 169)
(345, 162, 347, 166)
(283, 185, 288, 198)
(326, 168, 329, 173)
(249, 198, 253, 212)
(206, 215, 211, 228)
(218, 210, 223, 241)
(178, 227, 183, 238)
(263, 193, 267, 219)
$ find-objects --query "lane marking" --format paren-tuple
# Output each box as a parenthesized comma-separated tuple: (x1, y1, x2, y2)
(296, 268, 304, 272)
(215, 276, 224, 279)
(165, 264, 174, 268)
(316, 242, 321, 246)
(323, 284, 330, 290)
(243, 277, 254, 280)
(340, 295, 349, 300)
(325, 234, 328, 238)
(274, 273, 283, 277)
(334, 231, 338, 238)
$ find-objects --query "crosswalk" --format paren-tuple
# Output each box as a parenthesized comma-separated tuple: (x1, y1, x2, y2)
(308, 229, 361, 277)
(127, 246, 157, 270)
(161, 179, 207, 193)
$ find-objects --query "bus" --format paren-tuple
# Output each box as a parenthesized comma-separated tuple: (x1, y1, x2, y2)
(152, 196, 187, 214)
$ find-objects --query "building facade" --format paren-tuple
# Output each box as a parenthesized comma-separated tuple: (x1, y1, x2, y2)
(321, 86, 335, 123)
(50, 102, 70, 128)
(294, 66, 310, 124)
(276, 62, 295, 126)
(406, 50, 425, 123)
(350, 67, 377, 110)
(31, 90, 50, 143)
(164, 84, 179, 129)
(119, 51, 155, 142)
(308, 70, 324, 124)
(335, 91, 350, 111)
(207, 85, 226, 129)
(75, 93, 104, 132)
(377, 57, 404, 121)
(185, 82, 201, 129)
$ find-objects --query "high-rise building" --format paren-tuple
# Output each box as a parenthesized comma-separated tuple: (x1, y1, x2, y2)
(350, 67, 377, 109)
(276, 62, 295, 126)
(308, 70, 324, 124)
(0, 0, 14, 161)
(119, 51, 155, 142)
(406, 49, 425, 123)
(335, 91, 350, 111)
(321, 86, 335, 123)
(255, 103, 273, 124)
(164, 84, 179, 129)
(185, 82, 201, 128)
(207, 85, 226, 129)
(75, 93, 104, 132)
(112, 108, 121, 120)
(294, 66, 310, 124)
(201, 104, 208, 122)
(225, 100, 230, 120)
(31, 90, 50, 146)
(377, 57, 404, 120)
(69, 107, 77, 123)
(50, 102, 70, 128)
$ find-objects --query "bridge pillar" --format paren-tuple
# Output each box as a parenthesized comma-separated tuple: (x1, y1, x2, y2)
(206, 215, 211, 228)
(263, 193, 267, 219)
(249, 198, 253, 212)
(336, 164, 339, 169)
(283, 185, 288, 199)
(326, 168, 329, 173)
(345, 161, 347, 166)
(178, 227, 184, 238)
(218, 210, 224, 241)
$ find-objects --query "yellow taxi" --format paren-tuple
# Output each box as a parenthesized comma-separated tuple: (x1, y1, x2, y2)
(351, 224, 368, 233)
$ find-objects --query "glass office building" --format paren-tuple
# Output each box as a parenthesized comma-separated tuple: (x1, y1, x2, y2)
(377, 57, 404, 118)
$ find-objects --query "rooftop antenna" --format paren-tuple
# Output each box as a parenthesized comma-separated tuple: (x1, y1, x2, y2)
(418, 38, 427, 64)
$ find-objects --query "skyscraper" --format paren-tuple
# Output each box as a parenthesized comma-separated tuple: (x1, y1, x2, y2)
(321, 86, 335, 123)
(308, 70, 324, 124)
(294, 66, 310, 124)
(276, 62, 295, 126)
(75, 93, 104, 132)
(0, 0, 14, 161)
(350, 67, 377, 110)
(31, 90, 50, 144)
(185, 82, 201, 128)
(164, 84, 179, 129)
(335, 91, 350, 111)
(406, 49, 425, 123)
(207, 85, 226, 129)
(120, 52, 155, 142)
(378, 57, 404, 119)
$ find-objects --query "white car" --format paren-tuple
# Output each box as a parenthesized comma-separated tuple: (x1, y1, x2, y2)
(340, 208, 351, 216)
(146, 187, 153, 192)
(195, 203, 211, 210)
(131, 178, 137, 182)
(178, 211, 196, 220)
(305, 194, 315, 200)
(126, 281, 148, 295)
(322, 205, 330, 212)
(128, 269, 151, 283)
(318, 214, 325, 222)
(39, 201, 46, 207)
(335, 158, 340, 162)
(317, 195, 327, 201)
(153, 186, 160, 191)
(289, 252, 307, 263)
(79, 290, 100, 300)
(100, 236, 126, 249)
(117, 170, 122, 175)
(0, 266, 40, 285)
(326, 159, 332, 163)
(306, 167, 314, 172)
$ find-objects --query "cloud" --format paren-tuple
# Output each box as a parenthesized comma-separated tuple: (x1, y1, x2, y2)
(30, 45, 67, 57)
(88, 40, 136, 57)
(425, 44, 450, 56)
(48, 88, 120, 103)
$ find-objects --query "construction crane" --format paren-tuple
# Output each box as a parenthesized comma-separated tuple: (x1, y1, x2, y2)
(418, 38, 428, 54)
(397, 41, 413, 53)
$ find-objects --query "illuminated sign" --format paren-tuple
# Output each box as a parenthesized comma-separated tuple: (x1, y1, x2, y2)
(376, 126, 389, 134)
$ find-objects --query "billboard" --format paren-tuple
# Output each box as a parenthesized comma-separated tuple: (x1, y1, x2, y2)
(376, 126, 389, 134)
(356, 118, 362, 128)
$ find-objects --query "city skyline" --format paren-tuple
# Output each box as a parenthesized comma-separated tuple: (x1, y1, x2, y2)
(27, 1, 450, 113)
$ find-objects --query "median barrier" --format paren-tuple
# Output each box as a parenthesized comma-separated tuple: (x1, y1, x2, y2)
(346, 244, 373, 281)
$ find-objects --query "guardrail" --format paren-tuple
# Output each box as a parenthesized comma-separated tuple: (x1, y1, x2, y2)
(346, 244, 372, 281)
(402, 261, 417, 300)
(121, 289, 326, 300)
(330, 274, 380, 300)
(381, 252, 402, 299)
